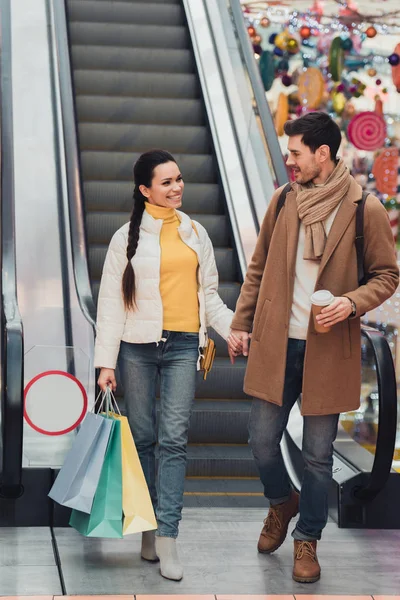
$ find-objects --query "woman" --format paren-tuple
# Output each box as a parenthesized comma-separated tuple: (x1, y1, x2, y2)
(95, 150, 236, 581)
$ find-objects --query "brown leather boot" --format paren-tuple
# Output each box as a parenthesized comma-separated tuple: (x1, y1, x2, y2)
(292, 540, 321, 583)
(257, 490, 299, 554)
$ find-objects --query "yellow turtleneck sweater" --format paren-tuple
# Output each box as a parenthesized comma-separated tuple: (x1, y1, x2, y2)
(145, 202, 200, 332)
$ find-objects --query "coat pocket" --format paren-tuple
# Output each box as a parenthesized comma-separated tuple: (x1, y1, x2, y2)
(254, 298, 271, 342)
(342, 320, 351, 359)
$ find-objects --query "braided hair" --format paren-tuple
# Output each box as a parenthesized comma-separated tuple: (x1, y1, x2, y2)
(122, 149, 177, 310)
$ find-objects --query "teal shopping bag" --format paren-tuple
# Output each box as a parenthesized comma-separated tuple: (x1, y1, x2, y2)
(69, 417, 123, 538)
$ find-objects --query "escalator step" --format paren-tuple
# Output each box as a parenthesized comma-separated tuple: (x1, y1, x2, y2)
(68, 22, 190, 49)
(68, 0, 185, 26)
(78, 123, 211, 154)
(71, 46, 195, 74)
(186, 444, 257, 477)
(86, 212, 230, 246)
(189, 400, 251, 444)
(90, 247, 237, 301)
(76, 96, 203, 126)
(83, 181, 222, 213)
(80, 151, 218, 183)
(194, 357, 248, 399)
(73, 70, 199, 99)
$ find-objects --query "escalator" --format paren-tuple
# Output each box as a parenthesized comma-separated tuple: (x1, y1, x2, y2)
(63, 0, 258, 502)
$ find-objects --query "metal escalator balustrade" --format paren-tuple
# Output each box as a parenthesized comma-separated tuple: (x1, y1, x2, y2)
(0, 0, 25, 500)
(64, 0, 258, 498)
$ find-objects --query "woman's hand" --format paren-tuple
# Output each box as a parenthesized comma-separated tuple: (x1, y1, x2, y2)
(98, 368, 117, 392)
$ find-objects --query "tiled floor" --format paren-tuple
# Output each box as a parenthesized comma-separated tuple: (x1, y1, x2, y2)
(1, 509, 400, 597)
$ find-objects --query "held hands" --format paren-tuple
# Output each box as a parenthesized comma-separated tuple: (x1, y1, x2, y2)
(316, 296, 353, 329)
(227, 330, 251, 364)
(98, 368, 117, 392)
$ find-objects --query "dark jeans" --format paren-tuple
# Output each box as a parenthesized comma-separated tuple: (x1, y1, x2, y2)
(118, 330, 199, 538)
(248, 338, 339, 540)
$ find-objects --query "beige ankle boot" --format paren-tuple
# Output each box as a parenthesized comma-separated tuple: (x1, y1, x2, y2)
(155, 536, 183, 581)
(141, 530, 158, 562)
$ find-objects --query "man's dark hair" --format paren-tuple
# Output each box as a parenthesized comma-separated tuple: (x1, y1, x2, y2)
(283, 112, 342, 161)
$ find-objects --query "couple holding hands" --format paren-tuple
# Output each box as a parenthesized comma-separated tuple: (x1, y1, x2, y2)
(95, 112, 398, 583)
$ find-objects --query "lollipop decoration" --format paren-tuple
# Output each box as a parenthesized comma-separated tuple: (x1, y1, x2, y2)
(347, 111, 387, 151)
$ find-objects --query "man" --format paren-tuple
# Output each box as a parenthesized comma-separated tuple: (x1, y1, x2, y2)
(228, 112, 399, 583)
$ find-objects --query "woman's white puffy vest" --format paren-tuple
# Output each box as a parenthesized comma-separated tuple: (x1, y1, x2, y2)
(94, 209, 233, 369)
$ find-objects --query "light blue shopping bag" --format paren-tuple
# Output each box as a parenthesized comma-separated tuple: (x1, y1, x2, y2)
(49, 399, 113, 513)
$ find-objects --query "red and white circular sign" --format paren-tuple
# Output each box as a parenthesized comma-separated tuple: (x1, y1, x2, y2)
(24, 370, 88, 436)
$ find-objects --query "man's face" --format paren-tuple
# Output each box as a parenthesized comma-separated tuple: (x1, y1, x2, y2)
(286, 135, 322, 184)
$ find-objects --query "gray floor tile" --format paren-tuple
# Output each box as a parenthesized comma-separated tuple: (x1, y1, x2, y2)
(0, 565, 62, 595)
(0, 527, 55, 566)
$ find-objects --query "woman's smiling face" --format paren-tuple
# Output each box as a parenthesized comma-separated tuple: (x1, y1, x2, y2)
(140, 161, 184, 208)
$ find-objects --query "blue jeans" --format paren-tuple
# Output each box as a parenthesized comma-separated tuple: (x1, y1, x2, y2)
(248, 338, 339, 541)
(118, 331, 199, 538)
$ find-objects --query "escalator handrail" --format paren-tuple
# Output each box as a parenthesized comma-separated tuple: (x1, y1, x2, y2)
(229, 0, 288, 188)
(351, 325, 398, 501)
(51, 0, 96, 330)
(0, 0, 25, 496)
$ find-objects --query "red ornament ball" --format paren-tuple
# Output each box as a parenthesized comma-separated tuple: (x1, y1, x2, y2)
(300, 26, 312, 39)
(365, 26, 377, 39)
(376, 79, 382, 86)
(248, 26, 256, 37)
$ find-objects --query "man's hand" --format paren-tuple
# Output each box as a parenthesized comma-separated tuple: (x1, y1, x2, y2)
(98, 368, 117, 392)
(227, 329, 251, 364)
(316, 296, 353, 329)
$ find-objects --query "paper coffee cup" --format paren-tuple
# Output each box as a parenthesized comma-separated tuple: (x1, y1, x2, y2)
(310, 290, 334, 334)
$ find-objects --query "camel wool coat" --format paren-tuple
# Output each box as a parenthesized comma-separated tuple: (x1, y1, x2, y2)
(231, 177, 399, 415)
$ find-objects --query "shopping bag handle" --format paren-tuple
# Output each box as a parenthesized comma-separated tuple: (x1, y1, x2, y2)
(93, 387, 121, 417)
(105, 387, 121, 416)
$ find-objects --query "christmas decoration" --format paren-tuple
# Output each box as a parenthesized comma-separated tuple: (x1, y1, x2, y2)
(300, 26, 312, 39)
(392, 43, 400, 92)
(298, 67, 325, 109)
(329, 37, 344, 82)
(259, 50, 275, 92)
(260, 17, 270, 28)
(282, 74, 293, 87)
(347, 111, 387, 151)
(388, 53, 400, 67)
(287, 38, 299, 54)
(275, 93, 289, 136)
(341, 37, 354, 52)
(372, 147, 399, 196)
(365, 26, 377, 38)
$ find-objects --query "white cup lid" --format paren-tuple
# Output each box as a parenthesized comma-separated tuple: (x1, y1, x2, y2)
(310, 290, 334, 306)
